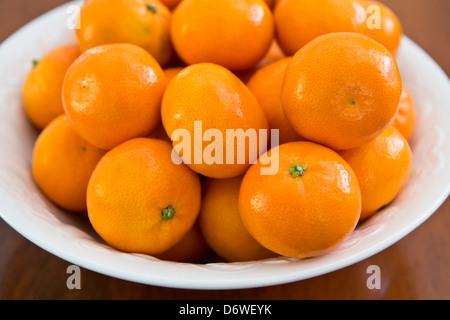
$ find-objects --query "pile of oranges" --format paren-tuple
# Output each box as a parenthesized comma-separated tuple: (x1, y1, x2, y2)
(24, 0, 415, 263)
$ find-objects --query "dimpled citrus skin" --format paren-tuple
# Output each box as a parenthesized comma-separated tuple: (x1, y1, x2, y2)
(274, 0, 367, 56)
(239, 141, 362, 258)
(76, 0, 174, 67)
(247, 57, 302, 144)
(339, 126, 413, 221)
(161, 63, 270, 179)
(392, 85, 416, 141)
(87, 138, 202, 256)
(360, 0, 403, 55)
(32, 115, 106, 212)
(62, 43, 167, 150)
(171, 0, 274, 71)
(281, 32, 403, 151)
(22, 45, 80, 130)
(199, 176, 278, 262)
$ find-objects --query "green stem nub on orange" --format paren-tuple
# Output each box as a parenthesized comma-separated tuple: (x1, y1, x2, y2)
(146, 4, 157, 14)
(32, 60, 39, 68)
(289, 163, 307, 178)
(161, 205, 175, 221)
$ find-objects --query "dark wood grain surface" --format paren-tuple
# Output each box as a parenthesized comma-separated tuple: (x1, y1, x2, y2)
(0, 0, 449, 300)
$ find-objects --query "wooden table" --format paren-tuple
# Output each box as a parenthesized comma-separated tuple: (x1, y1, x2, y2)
(0, 0, 449, 300)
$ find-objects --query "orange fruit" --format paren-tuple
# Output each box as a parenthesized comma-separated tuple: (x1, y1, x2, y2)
(282, 32, 403, 151)
(156, 221, 212, 263)
(247, 57, 303, 145)
(199, 176, 278, 262)
(392, 85, 416, 141)
(274, 0, 367, 56)
(86, 138, 202, 256)
(171, 0, 274, 71)
(239, 141, 362, 258)
(22, 45, 80, 130)
(339, 126, 413, 221)
(161, 63, 270, 179)
(360, 0, 403, 55)
(235, 39, 286, 84)
(32, 115, 106, 212)
(159, 0, 181, 10)
(76, 0, 174, 67)
(62, 43, 167, 150)
(163, 67, 184, 83)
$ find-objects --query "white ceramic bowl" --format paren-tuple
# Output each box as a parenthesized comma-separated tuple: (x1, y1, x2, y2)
(0, 1, 449, 290)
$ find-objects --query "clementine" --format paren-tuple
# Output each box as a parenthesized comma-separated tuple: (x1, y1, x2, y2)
(22, 45, 80, 130)
(163, 67, 184, 83)
(62, 43, 167, 150)
(392, 85, 416, 141)
(339, 126, 413, 221)
(247, 57, 303, 145)
(87, 138, 202, 255)
(274, 0, 367, 56)
(32, 115, 106, 212)
(161, 63, 269, 179)
(239, 141, 362, 258)
(235, 39, 286, 84)
(199, 176, 277, 262)
(171, 0, 274, 71)
(156, 221, 211, 263)
(282, 32, 402, 150)
(76, 0, 174, 67)
(360, 0, 403, 55)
